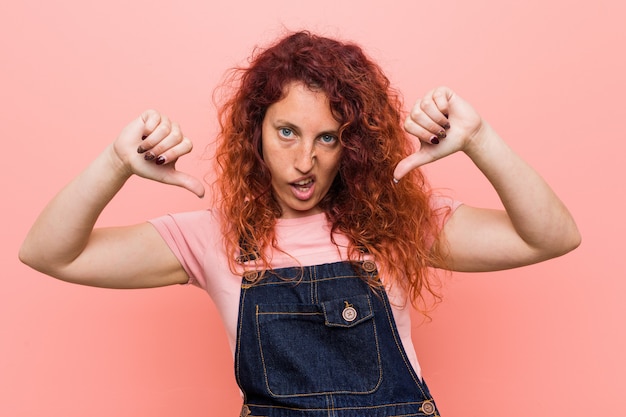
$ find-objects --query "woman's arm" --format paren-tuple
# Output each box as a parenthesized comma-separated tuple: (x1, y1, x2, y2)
(395, 87, 581, 272)
(19, 110, 205, 288)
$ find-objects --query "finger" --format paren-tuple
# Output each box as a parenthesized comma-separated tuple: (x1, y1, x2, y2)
(151, 134, 194, 167)
(405, 116, 445, 145)
(140, 109, 162, 136)
(431, 87, 452, 120)
(418, 95, 450, 133)
(142, 122, 186, 164)
(137, 116, 172, 155)
(162, 169, 206, 198)
(393, 150, 436, 181)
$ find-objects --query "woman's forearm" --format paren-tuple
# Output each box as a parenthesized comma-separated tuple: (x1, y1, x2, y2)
(19, 145, 131, 274)
(463, 122, 581, 256)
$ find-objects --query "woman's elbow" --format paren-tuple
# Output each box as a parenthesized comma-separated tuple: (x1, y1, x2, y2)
(563, 227, 582, 254)
(18, 240, 59, 277)
(18, 242, 35, 269)
(19, 242, 45, 274)
(545, 223, 582, 259)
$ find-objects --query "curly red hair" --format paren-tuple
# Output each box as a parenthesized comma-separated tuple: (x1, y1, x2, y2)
(214, 31, 447, 309)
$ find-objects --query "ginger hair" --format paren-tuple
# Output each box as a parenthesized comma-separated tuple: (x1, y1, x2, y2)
(213, 31, 448, 308)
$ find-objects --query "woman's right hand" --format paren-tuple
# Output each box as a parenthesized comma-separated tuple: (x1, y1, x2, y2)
(20, 109, 200, 288)
(113, 110, 205, 198)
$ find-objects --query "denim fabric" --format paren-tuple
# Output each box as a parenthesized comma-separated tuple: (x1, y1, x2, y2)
(235, 261, 440, 417)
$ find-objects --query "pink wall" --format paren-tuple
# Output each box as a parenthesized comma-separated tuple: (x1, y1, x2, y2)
(1, 0, 624, 416)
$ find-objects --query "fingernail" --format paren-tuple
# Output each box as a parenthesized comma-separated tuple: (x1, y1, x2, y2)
(437, 130, 446, 139)
(144, 152, 155, 161)
(393, 178, 399, 184)
(141, 135, 147, 140)
(137, 145, 146, 154)
(156, 156, 166, 165)
(430, 136, 440, 145)
(443, 122, 450, 129)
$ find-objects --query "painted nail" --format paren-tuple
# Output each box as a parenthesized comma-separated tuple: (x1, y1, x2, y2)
(141, 135, 148, 140)
(443, 122, 451, 129)
(393, 178, 399, 184)
(144, 152, 155, 161)
(430, 136, 440, 145)
(137, 145, 146, 154)
(156, 156, 166, 165)
(437, 130, 446, 139)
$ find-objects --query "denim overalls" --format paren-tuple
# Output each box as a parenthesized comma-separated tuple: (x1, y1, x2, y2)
(235, 260, 441, 417)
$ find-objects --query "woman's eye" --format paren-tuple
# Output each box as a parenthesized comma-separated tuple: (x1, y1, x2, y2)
(319, 134, 337, 144)
(279, 128, 293, 138)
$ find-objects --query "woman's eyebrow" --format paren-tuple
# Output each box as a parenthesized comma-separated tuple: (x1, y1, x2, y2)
(273, 119, 339, 136)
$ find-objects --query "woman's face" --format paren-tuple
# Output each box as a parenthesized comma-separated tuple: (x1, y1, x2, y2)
(262, 82, 342, 219)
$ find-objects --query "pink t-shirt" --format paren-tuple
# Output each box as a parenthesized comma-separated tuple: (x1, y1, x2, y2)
(149, 197, 460, 380)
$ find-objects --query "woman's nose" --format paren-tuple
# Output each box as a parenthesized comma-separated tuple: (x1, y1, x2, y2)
(294, 143, 315, 173)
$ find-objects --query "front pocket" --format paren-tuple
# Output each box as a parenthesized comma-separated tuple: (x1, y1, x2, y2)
(255, 294, 382, 397)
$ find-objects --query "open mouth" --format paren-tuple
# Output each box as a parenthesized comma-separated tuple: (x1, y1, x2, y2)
(290, 177, 316, 201)
(292, 178, 314, 192)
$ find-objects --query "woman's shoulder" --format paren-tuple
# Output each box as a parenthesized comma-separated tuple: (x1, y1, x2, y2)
(148, 209, 222, 245)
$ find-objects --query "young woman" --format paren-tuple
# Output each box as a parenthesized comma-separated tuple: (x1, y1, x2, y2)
(20, 31, 580, 416)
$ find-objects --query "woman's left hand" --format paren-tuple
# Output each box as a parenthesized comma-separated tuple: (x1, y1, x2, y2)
(394, 86, 485, 180)
(397, 87, 580, 272)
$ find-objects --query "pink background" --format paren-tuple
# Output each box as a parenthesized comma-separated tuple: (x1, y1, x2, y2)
(1, 1, 624, 416)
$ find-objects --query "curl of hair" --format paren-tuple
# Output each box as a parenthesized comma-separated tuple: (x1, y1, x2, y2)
(213, 31, 448, 312)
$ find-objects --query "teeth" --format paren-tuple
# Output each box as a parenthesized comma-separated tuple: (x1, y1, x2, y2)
(294, 179, 313, 186)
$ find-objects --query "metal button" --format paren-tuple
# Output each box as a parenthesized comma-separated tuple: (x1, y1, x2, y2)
(362, 260, 377, 273)
(342, 301, 357, 322)
(240, 405, 251, 417)
(421, 400, 436, 415)
(242, 270, 259, 282)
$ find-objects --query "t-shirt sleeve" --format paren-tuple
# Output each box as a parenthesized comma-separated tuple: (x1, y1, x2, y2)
(428, 194, 462, 246)
(431, 194, 462, 225)
(148, 210, 218, 290)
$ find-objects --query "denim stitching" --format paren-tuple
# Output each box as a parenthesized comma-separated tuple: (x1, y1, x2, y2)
(241, 271, 363, 288)
(311, 265, 317, 304)
(254, 303, 383, 397)
(380, 286, 429, 400)
(251, 269, 384, 397)
(235, 285, 248, 389)
(245, 399, 434, 413)
(255, 304, 274, 398)
(239, 261, 438, 414)
(328, 394, 334, 417)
